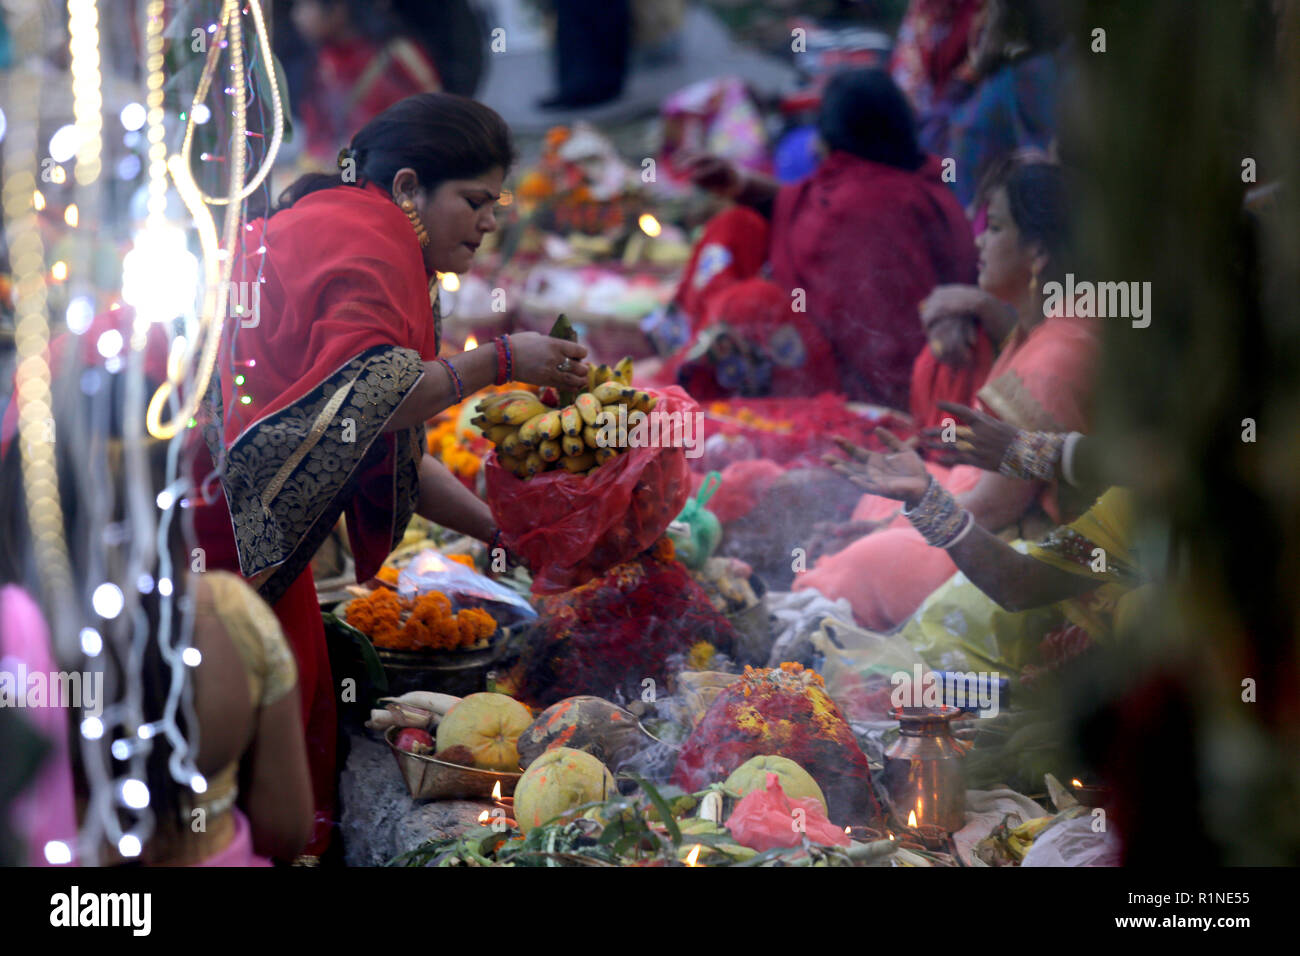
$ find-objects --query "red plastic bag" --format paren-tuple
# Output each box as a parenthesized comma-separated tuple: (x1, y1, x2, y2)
(485, 387, 698, 594)
(726, 772, 852, 852)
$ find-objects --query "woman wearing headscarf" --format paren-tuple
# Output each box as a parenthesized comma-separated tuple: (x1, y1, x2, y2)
(190, 93, 589, 856)
(665, 69, 978, 410)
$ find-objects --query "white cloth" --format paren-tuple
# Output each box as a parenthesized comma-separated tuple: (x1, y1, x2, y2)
(953, 788, 1048, 867)
(764, 588, 855, 667)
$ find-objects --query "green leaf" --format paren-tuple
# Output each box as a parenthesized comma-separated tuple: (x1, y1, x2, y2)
(626, 774, 682, 847)
(322, 613, 388, 696)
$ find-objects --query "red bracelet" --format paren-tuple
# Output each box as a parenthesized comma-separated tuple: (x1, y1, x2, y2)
(493, 335, 512, 386)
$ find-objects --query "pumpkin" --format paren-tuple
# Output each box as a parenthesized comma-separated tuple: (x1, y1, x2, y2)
(514, 747, 617, 834)
(435, 693, 533, 771)
(516, 695, 653, 770)
(724, 755, 827, 814)
(670, 663, 882, 824)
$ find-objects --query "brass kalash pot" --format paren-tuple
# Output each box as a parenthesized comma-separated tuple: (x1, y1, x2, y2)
(882, 707, 970, 833)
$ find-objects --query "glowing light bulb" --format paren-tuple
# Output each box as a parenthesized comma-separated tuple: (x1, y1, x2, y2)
(440, 272, 460, 292)
(44, 841, 73, 865)
(92, 582, 124, 618)
(80, 627, 103, 656)
(182, 647, 202, 667)
(638, 213, 662, 237)
(118, 835, 142, 858)
(51, 261, 69, 282)
(81, 716, 104, 739)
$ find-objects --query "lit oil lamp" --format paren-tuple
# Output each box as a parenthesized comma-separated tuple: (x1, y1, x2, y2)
(684, 844, 703, 867)
(1069, 778, 1112, 808)
(491, 780, 514, 809)
(464, 334, 478, 352)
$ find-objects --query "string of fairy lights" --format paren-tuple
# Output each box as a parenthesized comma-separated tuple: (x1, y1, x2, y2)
(5, 0, 282, 864)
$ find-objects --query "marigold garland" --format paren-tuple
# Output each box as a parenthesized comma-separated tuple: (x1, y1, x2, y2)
(344, 588, 498, 652)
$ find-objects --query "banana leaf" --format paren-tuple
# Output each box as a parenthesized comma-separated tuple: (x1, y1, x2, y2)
(321, 612, 388, 696)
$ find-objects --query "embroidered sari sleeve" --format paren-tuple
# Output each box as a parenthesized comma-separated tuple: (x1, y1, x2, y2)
(216, 344, 425, 605)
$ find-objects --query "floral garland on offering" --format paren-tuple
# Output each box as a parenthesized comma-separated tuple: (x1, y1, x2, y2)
(700, 396, 914, 469)
(345, 587, 497, 652)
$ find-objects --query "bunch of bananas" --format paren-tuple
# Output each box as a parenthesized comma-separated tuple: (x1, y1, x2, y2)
(473, 357, 659, 479)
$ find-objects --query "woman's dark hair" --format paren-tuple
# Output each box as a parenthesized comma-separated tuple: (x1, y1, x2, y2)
(273, 92, 514, 213)
(981, 157, 1072, 284)
(817, 68, 924, 171)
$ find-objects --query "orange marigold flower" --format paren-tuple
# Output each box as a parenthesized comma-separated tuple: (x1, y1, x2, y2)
(651, 537, 675, 562)
(376, 566, 400, 586)
(456, 607, 497, 648)
(447, 554, 476, 570)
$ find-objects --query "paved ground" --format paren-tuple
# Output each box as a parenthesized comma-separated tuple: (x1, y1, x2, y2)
(476, 2, 801, 161)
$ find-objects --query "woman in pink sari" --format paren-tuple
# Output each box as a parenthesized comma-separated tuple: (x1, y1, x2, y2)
(796, 160, 1098, 629)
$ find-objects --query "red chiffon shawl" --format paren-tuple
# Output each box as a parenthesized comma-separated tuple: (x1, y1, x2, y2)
(769, 151, 977, 409)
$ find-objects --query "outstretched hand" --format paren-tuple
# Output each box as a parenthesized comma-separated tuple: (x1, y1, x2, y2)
(920, 401, 1018, 472)
(824, 429, 931, 508)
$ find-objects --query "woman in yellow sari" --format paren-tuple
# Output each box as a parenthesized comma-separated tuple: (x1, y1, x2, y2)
(827, 423, 1145, 673)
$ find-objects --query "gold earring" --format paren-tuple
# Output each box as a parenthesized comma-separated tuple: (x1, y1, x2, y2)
(400, 197, 430, 248)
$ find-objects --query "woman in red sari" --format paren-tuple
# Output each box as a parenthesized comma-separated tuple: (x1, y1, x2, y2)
(795, 160, 1098, 629)
(666, 69, 977, 409)
(291, 0, 443, 167)
(190, 94, 589, 859)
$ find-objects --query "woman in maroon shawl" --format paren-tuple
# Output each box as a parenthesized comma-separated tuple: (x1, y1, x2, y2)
(666, 69, 979, 410)
(190, 94, 589, 858)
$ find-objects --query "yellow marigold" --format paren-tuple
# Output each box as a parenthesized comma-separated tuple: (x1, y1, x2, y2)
(686, 641, 716, 670)
(376, 566, 400, 586)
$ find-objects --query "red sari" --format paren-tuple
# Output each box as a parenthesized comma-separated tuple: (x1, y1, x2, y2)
(665, 151, 976, 409)
(301, 37, 441, 164)
(191, 180, 440, 854)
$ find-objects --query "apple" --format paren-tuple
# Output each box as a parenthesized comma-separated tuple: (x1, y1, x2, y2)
(395, 728, 434, 754)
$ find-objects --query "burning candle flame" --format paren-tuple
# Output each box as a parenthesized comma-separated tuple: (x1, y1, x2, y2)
(439, 272, 461, 292)
(685, 844, 702, 867)
(465, 334, 479, 351)
(477, 810, 490, 825)
(845, 826, 852, 835)
(1071, 779, 1083, 789)
(908, 810, 918, 828)
(638, 213, 662, 238)
(491, 781, 502, 801)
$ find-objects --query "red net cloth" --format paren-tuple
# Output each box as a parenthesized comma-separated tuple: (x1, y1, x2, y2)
(511, 540, 738, 709)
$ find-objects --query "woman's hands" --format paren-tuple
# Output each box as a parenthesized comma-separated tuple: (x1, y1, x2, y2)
(926, 315, 978, 368)
(681, 153, 744, 197)
(921, 401, 1019, 472)
(507, 331, 590, 391)
(920, 284, 1016, 345)
(824, 431, 931, 508)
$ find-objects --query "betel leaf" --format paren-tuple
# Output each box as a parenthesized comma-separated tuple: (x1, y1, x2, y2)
(549, 313, 580, 407)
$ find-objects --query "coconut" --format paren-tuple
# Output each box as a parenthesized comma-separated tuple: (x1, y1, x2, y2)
(724, 755, 827, 814)
(435, 692, 533, 771)
(513, 747, 617, 834)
